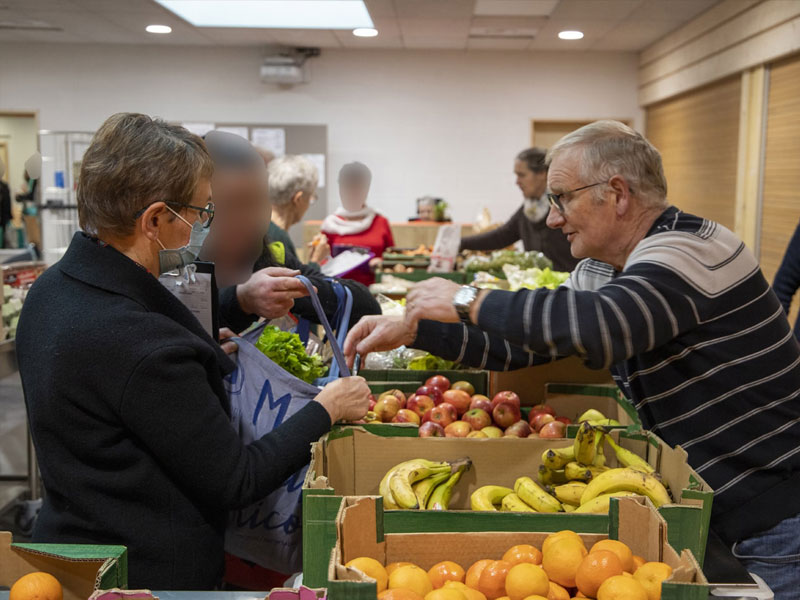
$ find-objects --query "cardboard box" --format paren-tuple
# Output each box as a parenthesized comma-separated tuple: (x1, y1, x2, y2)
(489, 357, 613, 405)
(361, 369, 488, 396)
(0, 532, 127, 600)
(302, 428, 713, 587)
(327, 495, 708, 600)
(544, 383, 642, 431)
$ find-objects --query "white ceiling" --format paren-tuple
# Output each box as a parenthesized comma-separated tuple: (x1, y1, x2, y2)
(0, 0, 723, 52)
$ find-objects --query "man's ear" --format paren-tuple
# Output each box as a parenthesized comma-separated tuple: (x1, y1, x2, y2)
(609, 175, 632, 217)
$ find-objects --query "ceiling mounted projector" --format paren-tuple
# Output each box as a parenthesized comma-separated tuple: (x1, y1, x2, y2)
(260, 47, 320, 85)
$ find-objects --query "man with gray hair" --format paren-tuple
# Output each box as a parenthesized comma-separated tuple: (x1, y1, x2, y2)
(345, 121, 800, 596)
(267, 154, 329, 266)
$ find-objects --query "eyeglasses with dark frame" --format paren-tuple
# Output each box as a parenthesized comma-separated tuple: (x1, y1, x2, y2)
(547, 181, 607, 214)
(133, 201, 215, 229)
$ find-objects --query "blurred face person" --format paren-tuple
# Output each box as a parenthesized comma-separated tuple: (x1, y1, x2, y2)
(337, 162, 372, 214)
(514, 159, 548, 200)
(418, 201, 435, 221)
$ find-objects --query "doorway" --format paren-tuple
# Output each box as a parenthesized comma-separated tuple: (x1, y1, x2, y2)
(530, 119, 633, 150)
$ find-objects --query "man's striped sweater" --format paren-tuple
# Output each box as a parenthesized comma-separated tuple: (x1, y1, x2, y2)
(413, 206, 800, 543)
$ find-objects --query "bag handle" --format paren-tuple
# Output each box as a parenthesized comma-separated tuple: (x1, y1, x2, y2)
(327, 282, 353, 379)
(295, 275, 351, 378)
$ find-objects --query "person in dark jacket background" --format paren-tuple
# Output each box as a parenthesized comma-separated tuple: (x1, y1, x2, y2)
(15, 113, 369, 590)
(459, 148, 578, 272)
(773, 218, 800, 339)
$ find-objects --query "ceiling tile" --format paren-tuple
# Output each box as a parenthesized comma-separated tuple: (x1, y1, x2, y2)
(268, 29, 343, 48)
(625, 0, 720, 22)
(474, 0, 560, 17)
(403, 36, 468, 49)
(398, 17, 471, 37)
(392, 0, 475, 19)
(467, 36, 532, 49)
(362, 0, 397, 19)
(549, 0, 641, 20)
(591, 20, 675, 50)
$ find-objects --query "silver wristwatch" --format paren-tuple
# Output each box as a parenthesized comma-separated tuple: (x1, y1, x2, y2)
(452, 285, 479, 324)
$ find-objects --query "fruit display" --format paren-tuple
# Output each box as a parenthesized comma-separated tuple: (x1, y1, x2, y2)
(346, 533, 675, 600)
(9, 571, 63, 600)
(470, 424, 671, 514)
(380, 458, 472, 510)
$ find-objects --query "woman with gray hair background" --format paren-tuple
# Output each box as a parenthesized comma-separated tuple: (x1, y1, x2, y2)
(268, 154, 330, 266)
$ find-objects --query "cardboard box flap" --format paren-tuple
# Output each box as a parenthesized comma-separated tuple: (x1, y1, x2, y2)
(611, 496, 664, 562)
(304, 441, 330, 489)
(336, 497, 386, 565)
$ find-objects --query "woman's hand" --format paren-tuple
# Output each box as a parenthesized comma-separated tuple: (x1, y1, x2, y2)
(308, 234, 330, 263)
(315, 376, 371, 423)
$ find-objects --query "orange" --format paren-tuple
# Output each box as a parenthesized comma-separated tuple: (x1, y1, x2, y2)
(542, 530, 584, 555)
(597, 575, 648, 600)
(346, 556, 389, 593)
(633, 562, 673, 600)
(631, 556, 646, 571)
(425, 590, 468, 600)
(389, 562, 418, 575)
(445, 581, 488, 600)
(10, 572, 63, 600)
(390, 565, 434, 597)
(466, 559, 493, 590)
(503, 544, 543, 566)
(477, 560, 513, 600)
(542, 537, 588, 588)
(547, 581, 570, 600)
(504, 563, 549, 600)
(380, 591, 425, 600)
(429, 561, 466, 588)
(590, 540, 635, 573)
(576, 550, 624, 598)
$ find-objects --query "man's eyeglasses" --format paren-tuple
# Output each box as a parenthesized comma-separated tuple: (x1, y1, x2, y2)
(547, 182, 607, 214)
(134, 201, 215, 229)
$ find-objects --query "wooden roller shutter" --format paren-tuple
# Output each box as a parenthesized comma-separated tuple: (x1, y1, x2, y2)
(761, 52, 800, 326)
(645, 75, 741, 230)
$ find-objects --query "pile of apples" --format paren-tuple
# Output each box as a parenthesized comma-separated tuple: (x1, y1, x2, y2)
(369, 375, 571, 439)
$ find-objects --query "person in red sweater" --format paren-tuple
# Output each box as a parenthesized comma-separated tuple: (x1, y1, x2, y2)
(321, 161, 394, 285)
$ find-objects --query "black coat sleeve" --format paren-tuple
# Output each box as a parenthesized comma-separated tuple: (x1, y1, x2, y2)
(119, 344, 331, 509)
(459, 207, 522, 251)
(773, 220, 800, 315)
(218, 285, 257, 333)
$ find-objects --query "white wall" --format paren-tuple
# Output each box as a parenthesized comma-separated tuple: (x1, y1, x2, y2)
(0, 115, 38, 203)
(0, 43, 641, 223)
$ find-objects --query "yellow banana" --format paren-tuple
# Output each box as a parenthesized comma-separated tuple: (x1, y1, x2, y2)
(470, 485, 514, 511)
(553, 481, 588, 506)
(427, 464, 468, 511)
(575, 491, 639, 513)
(538, 465, 568, 486)
(412, 471, 451, 510)
(580, 468, 671, 508)
(388, 459, 452, 509)
(605, 436, 655, 474)
(501, 492, 537, 512)
(587, 418, 622, 427)
(593, 431, 607, 468)
(542, 445, 575, 470)
(573, 421, 596, 465)
(564, 461, 607, 482)
(562, 503, 577, 512)
(379, 460, 416, 509)
(578, 408, 607, 422)
(515, 476, 563, 513)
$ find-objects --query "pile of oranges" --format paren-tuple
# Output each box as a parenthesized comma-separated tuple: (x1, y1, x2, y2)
(345, 532, 674, 600)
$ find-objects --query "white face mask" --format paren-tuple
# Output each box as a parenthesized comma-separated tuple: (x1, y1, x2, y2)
(156, 206, 210, 275)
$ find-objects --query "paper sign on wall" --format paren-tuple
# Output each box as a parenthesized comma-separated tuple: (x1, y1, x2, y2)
(216, 126, 249, 139)
(181, 122, 215, 137)
(251, 127, 286, 157)
(301, 153, 326, 188)
(428, 224, 461, 273)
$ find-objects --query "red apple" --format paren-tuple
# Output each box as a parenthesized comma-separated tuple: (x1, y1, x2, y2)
(531, 403, 555, 416)
(416, 385, 444, 405)
(392, 408, 421, 425)
(555, 416, 571, 425)
(442, 389, 472, 415)
(492, 391, 521, 410)
(467, 430, 488, 438)
(451, 380, 476, 396)
(504, 420, 533, 438)
(539, 420, 567, 438)
(379, 389, 406, 408)
(492, 401, 521, 429)
(418, 421, 445, 438)
(425, 403, 458, 428)
(407, 394, 435, 419)
(462, 408, 492, 431)
(481, 425, 504, 438)
(444, 421, 472, 438)
(532, 412, 556, 432)
(374, 396, 401, 422)
(425, 375, 451, 392)
(469, 396, 493, 413)
(368, 395, 377, 411)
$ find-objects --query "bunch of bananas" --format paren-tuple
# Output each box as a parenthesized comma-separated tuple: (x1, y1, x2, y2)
(380, 458, 471, 510)
(471, 424, 671, 514)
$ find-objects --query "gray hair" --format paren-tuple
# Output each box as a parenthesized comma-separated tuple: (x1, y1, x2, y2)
(546, 120, 668, 209)
(267, 155, 319, 207)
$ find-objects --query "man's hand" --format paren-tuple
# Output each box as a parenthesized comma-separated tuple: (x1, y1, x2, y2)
(219, 327, 238, 355)
(405, 278, 461, 327)
(236, 267, 310, 319)
(343, 315, 417, 369)
(314, 376, 371, 423)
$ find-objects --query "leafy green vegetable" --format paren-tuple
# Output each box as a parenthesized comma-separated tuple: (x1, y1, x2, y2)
(255, 325, 327, 383)
(463, 250, 553, 275)
(503, 264, 570, 291)
(408, 353, 456, 371)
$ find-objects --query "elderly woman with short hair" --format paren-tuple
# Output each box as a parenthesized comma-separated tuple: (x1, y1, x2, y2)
(15, 113, 370, 590)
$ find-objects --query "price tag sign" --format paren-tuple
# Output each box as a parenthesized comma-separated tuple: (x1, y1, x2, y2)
(428, 224, 461, 272)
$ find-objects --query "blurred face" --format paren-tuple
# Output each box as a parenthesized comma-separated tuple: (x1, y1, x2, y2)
(418, 203, 435, 220)
(339, 179, 369, 211)
(514, 159, 548, 199)
(203, 167, 270, 286)
(546, 150, 617, 262)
